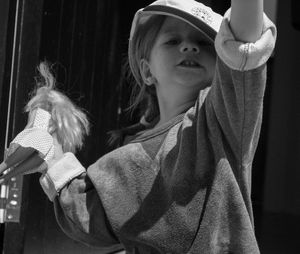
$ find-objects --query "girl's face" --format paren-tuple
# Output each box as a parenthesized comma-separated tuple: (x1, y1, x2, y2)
(146, 16, 216, 90)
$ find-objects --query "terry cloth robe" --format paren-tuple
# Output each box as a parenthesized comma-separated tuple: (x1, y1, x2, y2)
(40, 10, 277, 254)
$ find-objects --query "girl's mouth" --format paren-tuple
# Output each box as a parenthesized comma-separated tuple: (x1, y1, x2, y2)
(178, 60, 200, 67)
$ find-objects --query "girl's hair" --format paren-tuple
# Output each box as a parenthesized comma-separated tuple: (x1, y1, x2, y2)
(107, 16, 165, 147)
(128, 15, 166, 117)
(25, 62, 90, 153)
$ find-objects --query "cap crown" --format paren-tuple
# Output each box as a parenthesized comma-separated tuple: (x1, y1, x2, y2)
(130, 0, 223, 43)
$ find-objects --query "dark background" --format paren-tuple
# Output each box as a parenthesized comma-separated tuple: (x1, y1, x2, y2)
(0, 0, 299, 253)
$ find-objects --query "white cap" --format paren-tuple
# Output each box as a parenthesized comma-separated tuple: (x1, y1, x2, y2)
(130, 0, 223, 43)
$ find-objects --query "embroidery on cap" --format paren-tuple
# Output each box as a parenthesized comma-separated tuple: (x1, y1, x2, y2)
(191, 7, 213, 25)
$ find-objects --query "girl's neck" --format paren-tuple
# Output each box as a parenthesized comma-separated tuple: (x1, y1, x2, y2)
(155, 93, 196, 127)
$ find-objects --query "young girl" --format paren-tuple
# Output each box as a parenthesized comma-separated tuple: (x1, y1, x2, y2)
(31, 0, 276, 253)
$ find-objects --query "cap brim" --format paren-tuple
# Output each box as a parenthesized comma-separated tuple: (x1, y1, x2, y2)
(141, 5, 218, 43)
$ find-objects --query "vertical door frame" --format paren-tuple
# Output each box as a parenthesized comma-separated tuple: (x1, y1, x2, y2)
(1, 0, 44, 253)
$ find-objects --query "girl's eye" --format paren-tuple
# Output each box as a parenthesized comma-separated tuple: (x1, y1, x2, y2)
(165, 39, 180, 45)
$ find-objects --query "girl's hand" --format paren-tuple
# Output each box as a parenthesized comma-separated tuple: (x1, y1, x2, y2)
(0, 132, 64, 185)
(230, 0, 264, 42)
(13, 133, 64, 176)
(24, 133, 64, 175)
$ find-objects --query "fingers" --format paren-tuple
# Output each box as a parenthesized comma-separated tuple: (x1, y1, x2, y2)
(5, 143, 19, 158)
(0, 162, 8, 174)
(0, 146, 37, 175)
(0, 153, 45, 184)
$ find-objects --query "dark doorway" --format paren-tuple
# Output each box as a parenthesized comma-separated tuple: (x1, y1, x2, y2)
(0, 0, 147, 253)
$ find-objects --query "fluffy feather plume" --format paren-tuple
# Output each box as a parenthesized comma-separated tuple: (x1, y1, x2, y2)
(25, 62, 90, 153)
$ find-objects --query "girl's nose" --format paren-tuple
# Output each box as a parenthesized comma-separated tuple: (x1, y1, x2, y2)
(180, 40, 200, 53)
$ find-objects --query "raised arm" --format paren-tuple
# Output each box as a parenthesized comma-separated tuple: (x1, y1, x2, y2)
(208, 0, 276, 166)
(230, 0, 264, 42)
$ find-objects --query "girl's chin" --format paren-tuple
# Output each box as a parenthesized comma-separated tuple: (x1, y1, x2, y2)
(178, 77, 212, 90)
(175, 75, 209, 86)
(175, 69, 207, 80)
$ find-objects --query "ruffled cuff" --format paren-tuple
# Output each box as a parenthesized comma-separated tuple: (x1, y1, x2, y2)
(215, 9, 277, 71)
(39, 152, 85, 201)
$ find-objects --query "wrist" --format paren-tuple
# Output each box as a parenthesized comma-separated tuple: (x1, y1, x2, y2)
(40, 152, 85, 201)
